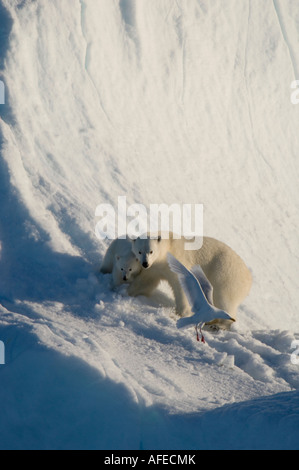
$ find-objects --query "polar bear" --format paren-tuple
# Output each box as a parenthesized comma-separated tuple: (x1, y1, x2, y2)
(129, 232, 252, 327)
(100, 236, 142, 288)
(100, 236, 134, 274)
(112, 252, 142, 287)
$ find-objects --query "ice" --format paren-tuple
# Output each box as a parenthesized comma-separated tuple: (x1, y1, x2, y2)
(0, 0, 299, 450)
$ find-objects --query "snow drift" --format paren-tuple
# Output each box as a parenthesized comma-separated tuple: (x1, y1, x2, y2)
(0, 0, 299, 450)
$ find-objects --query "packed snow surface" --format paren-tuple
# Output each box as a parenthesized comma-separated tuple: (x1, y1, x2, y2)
(0, 0, 299, 450)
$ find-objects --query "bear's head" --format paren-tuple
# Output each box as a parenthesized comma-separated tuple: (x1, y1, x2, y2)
(116, 252, 141, 282)
(132, 235, 162, 269)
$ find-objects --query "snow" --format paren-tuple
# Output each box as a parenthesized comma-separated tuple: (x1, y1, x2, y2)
(0, 0, 299, 450)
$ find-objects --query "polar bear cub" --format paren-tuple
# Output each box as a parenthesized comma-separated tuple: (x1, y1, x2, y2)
(129, 232, 252, 326)
(100, 236, 142, 288)
(113, 252, 141, 287)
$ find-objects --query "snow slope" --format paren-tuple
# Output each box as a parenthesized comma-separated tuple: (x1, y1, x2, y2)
(0, 0, 299, 450)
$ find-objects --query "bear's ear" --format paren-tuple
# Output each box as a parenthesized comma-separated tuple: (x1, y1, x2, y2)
(158, 235, 161, 242)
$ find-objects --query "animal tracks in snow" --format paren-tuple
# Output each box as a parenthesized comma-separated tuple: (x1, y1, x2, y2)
(204, 327, 299, 389)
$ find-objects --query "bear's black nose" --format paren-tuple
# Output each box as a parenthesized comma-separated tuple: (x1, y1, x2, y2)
(142, 261, 149, 269)
(123, 275, 127, 281)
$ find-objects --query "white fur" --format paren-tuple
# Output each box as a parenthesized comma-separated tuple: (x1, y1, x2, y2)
(112, 252, 142, 287)
(100, 236, 133, 274)
(100, 236, 141, 288)
(129, 232, 252, 326)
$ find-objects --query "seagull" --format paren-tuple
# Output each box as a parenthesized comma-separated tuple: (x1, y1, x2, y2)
(167, 253, 234, 342)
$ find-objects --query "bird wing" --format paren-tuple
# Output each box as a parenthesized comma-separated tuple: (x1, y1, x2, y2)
(210, 305, 234, 321)
(191, 265, 214, 305)
(176, 301, 234, 331)
(167, 253, 208, 314)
